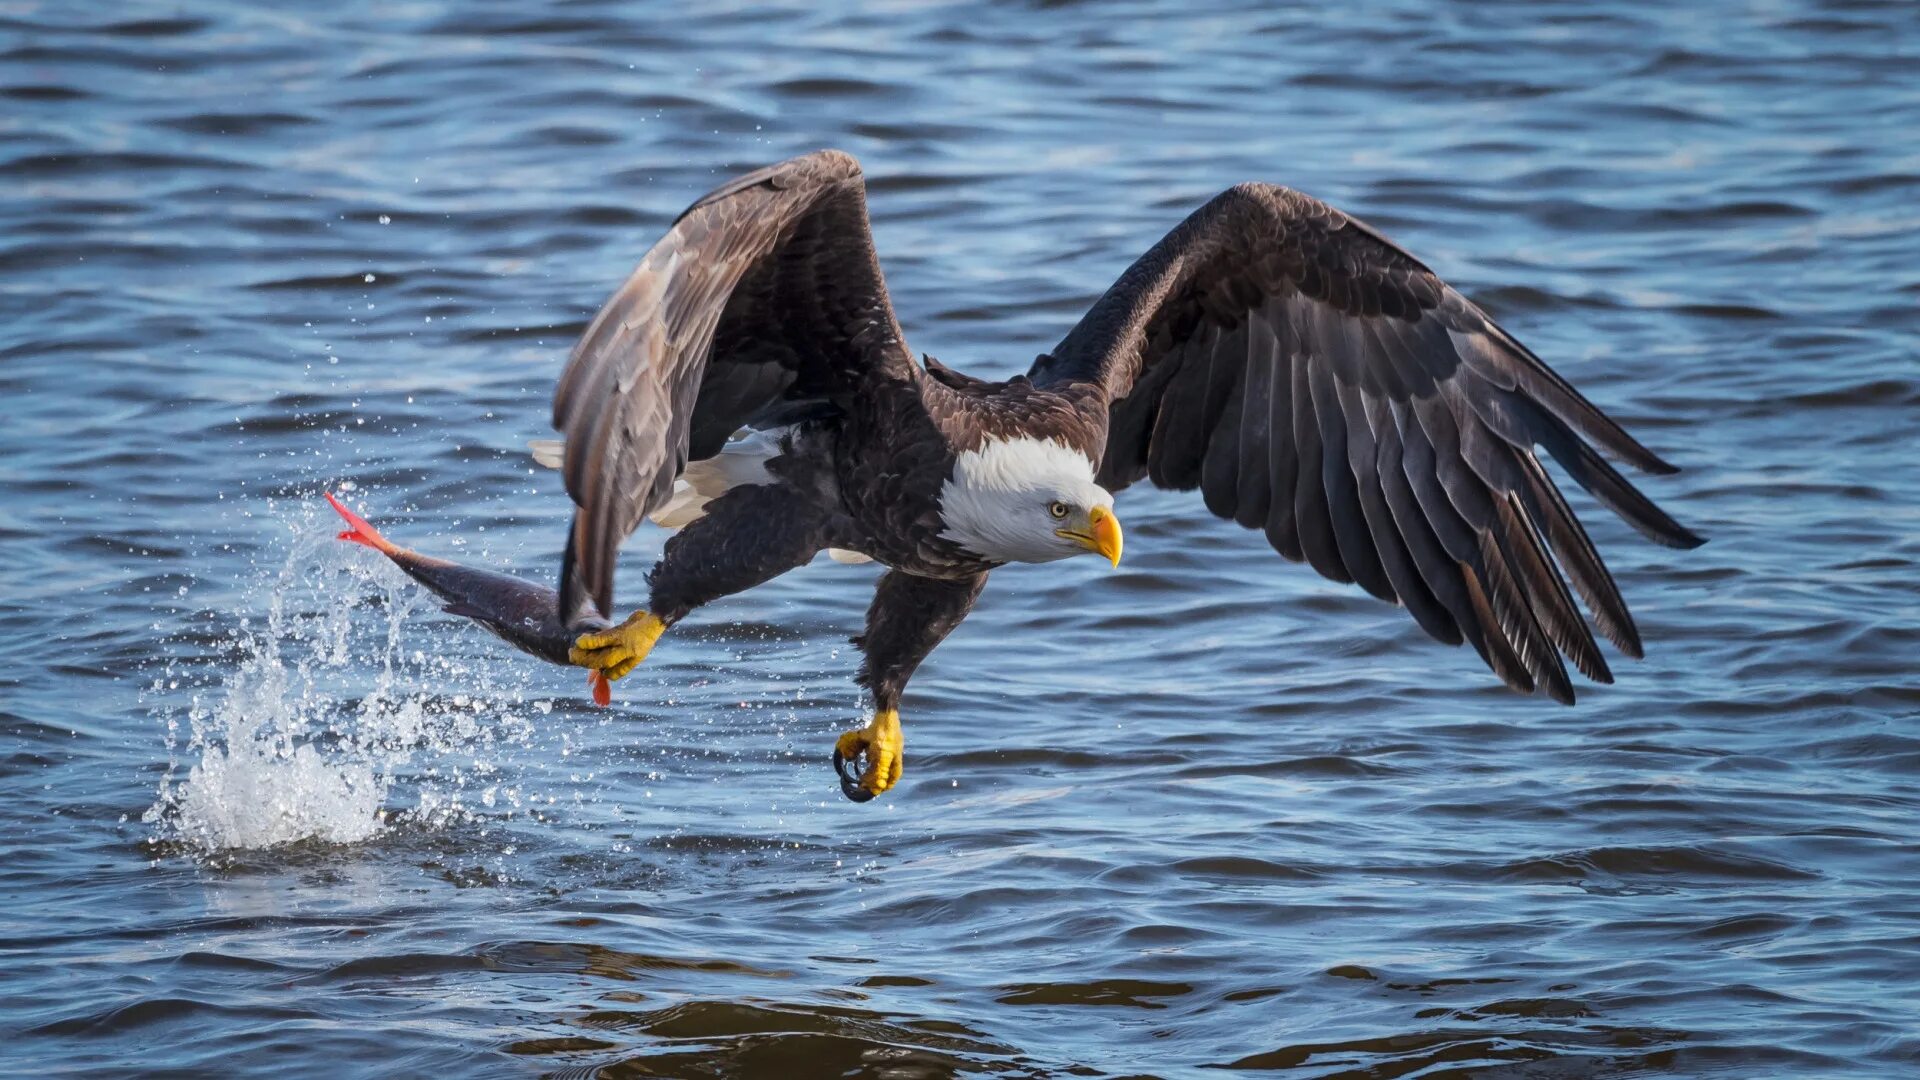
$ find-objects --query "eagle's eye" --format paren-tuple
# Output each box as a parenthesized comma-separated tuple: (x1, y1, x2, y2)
(1048, 501, 1070, 520)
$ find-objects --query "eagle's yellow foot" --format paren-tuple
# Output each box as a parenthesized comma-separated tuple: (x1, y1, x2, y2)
(831, 708, 902, 803)
(569, 611, 666, 681)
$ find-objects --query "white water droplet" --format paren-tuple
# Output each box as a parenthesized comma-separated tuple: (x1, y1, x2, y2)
(144, 514, 543, 855)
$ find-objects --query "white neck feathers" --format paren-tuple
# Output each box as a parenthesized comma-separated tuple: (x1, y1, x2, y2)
(937, 436, 1101, 562)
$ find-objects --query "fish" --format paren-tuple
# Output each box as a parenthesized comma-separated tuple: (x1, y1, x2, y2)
(323, 492, 615, 705)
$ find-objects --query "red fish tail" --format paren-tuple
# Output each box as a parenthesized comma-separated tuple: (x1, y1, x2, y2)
(588, 670, 611, 707)
(324, 491, 400, 555)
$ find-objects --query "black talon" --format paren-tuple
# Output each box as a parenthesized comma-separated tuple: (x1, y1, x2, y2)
(833, 744, 874, 803)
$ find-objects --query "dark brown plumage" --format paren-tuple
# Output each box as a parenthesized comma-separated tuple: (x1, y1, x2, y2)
(1029, 183, 1703, 703)
(551, 150, 916, 626)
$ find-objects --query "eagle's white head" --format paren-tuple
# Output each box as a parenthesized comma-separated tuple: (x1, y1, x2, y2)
(938, 436, 1123, 566)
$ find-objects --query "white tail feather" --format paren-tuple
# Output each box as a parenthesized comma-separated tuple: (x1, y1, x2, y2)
(639, 429, 781, 530)
(648, 479, 709, 529)
(530, 428, 869, 564)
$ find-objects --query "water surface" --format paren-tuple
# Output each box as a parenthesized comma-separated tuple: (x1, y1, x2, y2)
(4, 1, 1918, 1076)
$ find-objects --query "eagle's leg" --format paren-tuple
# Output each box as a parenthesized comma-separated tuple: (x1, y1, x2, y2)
(832, 708, 901, 803)
(571, 483, 832, 681)
(569, 611, 666, 681)
(833, 569, 988, 802)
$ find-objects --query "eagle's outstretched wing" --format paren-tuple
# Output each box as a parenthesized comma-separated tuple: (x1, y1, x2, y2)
(1030, 184, 1702, 703)
(552, 150, 912, 624)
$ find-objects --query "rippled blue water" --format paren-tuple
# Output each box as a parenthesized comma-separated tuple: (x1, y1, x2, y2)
(4, 2, 1917, 1076)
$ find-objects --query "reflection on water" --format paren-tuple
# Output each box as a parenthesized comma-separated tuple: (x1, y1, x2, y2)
(4, 0, 1918, 1076)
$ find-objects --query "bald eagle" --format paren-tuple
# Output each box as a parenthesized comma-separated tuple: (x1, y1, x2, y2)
(337, 149, 1701, 803)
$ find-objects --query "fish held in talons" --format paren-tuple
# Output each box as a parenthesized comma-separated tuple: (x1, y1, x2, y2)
(323, 492, 613, 705)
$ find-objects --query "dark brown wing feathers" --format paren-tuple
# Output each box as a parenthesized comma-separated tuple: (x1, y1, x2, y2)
(1032, 183, 1701, 703)
(551, 150, 911, 623)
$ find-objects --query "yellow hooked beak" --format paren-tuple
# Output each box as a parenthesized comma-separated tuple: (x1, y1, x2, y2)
(1058, 504, 1124, 567)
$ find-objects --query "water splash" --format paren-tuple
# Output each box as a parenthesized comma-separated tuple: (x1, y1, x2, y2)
(145, 508, 543, 855)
